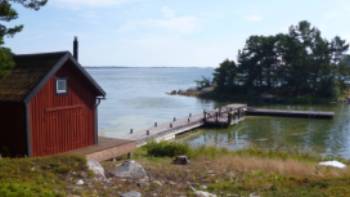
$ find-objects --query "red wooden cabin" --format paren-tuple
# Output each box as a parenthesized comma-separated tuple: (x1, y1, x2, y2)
(0, 50, 105, 157)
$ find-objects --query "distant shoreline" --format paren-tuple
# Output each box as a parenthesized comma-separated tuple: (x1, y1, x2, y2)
(84, 66, 214, 69)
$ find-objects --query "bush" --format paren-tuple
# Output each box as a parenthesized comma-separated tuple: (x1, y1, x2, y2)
(144, 141, 190, 157)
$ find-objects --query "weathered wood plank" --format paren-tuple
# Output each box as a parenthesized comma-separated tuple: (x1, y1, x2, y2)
(246, 107, 335, 119)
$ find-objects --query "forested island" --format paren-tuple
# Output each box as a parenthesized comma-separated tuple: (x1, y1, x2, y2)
(175, 21, 350, 103)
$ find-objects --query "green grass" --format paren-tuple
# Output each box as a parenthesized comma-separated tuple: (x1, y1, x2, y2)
(0, 155, 87, 197)
(134, 142, 350, 196)
(139, 141, 344, 162)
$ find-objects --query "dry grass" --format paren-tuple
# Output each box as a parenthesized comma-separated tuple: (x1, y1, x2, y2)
(128, 147, 350, 196)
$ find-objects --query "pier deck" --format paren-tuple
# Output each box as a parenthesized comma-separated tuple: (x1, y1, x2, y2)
(129, 104, 247, 145)
(67, 104, 335, 161)
(246, 107, 335, 119)
(68, 137, 136, 161)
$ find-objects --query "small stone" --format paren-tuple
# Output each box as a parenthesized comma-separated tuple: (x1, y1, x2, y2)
(120, 191, 142, 197)
(137, 178, 150, 187)
(249, 193, 260, 197)
(152, 180, 163, 187)
(193, 190, 217, 197)
(76, 179, 84, 186)
(173, 155, 190, 165)
(200, 185, 208, 190)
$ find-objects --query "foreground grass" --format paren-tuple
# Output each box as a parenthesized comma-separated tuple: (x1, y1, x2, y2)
(132, 142, 350, 196)
(0, 143, 349, 196)
(0, 155, 88, 197)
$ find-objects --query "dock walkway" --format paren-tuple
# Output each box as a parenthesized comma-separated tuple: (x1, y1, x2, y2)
(129, 104, 247, 145)
(67, 104, 336, 161)
(68, 137, 136, 161)
(246, 107, 335, 119)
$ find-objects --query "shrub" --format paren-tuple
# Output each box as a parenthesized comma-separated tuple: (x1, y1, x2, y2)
(144, 141, 190, 157)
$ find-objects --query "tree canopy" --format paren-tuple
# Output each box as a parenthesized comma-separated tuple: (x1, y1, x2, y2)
(0, 0, 47, 76)
(212, 21, 349, 101)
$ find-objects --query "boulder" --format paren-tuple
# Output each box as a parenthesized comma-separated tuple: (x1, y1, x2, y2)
(111, 160, 148, 180)
(173, 155, 190, 165)
(120, 191, 142, 197)
(87, 159, 106, 178)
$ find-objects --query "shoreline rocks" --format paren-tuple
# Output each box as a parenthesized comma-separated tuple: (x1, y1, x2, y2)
(109, 160, 148, 180)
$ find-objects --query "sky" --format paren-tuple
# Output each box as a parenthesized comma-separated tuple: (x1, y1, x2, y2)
(4, 0, 350, 67)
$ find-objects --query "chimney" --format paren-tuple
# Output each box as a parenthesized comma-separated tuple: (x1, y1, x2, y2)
(73, 36, 79, 61)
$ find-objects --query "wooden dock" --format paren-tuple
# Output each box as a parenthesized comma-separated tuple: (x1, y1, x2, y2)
(68, 137, 136, 161)
(246, 107, 335, 119)
(66, 104, 336, 161)
(129, 104, 247, 145)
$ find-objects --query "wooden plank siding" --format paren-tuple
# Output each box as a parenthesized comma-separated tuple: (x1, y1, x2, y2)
(29, 62, 98, 156)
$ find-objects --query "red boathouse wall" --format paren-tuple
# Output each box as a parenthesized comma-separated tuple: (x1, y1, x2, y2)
(29, 61, 98, 156)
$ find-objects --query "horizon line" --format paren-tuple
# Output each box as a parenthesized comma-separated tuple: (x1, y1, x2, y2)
(84, 65, 215, 69)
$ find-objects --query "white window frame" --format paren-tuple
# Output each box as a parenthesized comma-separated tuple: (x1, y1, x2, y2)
(56, 78, 68, 94)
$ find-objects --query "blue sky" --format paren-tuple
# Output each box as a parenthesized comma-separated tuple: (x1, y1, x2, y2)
(5, 0, 350, 67)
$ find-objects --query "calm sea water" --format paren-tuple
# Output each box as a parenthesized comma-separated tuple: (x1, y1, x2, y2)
(87, 67, 215, 138)
(88, 67, 350, 159)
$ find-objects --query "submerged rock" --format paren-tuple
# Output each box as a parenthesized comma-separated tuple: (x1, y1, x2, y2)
(111, 160, 148, 180)
(87, 159, 106, 178)
(120, 191, 142, 197)
(319, 160, 346, 169)
(173, 155, 190, 165)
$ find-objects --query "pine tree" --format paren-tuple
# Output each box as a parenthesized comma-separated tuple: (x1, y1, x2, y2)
(0, 0, 47, 76)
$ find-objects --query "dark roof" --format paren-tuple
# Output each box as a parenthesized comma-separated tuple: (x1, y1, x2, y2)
(0, 51, 105, 102)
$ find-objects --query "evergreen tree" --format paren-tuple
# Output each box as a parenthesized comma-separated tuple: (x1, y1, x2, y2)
(0, 0, 47, 76)
(212, 20, 349, 100)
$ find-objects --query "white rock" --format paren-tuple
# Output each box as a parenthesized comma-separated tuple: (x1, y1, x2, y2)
(249, 192, 260, 197)
(193, 190, 217, 197)
(111, 160, 148, 180)
(76, 179, 84, 186)
(87, 159, 106, 178)
(319, 160, 346, 169)
(120, 191, 142, 197)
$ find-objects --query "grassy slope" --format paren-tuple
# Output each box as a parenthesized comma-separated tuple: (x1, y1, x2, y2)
(0, 145, 349, 196)
(132, 143, 350, 197)
(0, 155, 88, 197)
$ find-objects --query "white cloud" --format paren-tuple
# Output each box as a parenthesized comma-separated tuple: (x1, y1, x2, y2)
(118, 6, 199, 34)
(245, 15, 263, 22)
(161, 6, 176, 18)
(51, 0, 129, 8)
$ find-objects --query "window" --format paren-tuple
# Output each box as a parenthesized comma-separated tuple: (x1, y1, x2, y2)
(56, 78, 67, 94)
